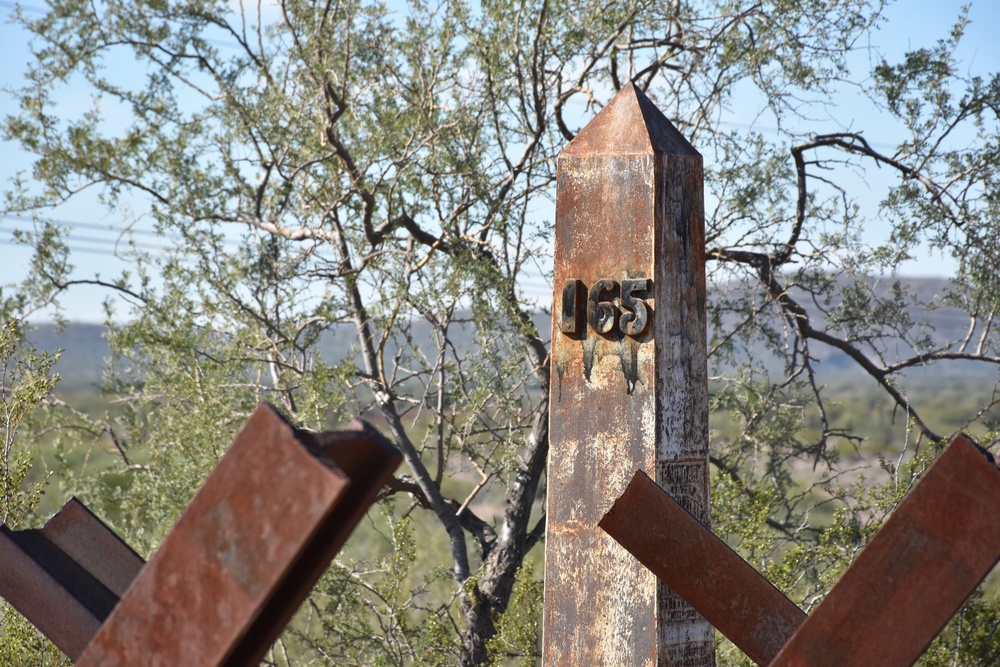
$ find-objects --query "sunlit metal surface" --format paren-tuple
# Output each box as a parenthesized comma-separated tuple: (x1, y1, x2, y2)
(544, 81, 713, 666)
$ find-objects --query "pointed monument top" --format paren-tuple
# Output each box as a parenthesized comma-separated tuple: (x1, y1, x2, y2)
(562, 82, 700, 157)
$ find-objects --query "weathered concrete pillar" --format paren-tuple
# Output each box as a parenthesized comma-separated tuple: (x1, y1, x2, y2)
(543, 82, 712, 666)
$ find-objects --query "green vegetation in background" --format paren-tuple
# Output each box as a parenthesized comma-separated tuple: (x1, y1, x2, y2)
(0, 320, 62, 663)
(4, 0, 1000, 664)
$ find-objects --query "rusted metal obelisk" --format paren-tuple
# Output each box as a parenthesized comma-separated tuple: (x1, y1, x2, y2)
(543, 83, 712, 665)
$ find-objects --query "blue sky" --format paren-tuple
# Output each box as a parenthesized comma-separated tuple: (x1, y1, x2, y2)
(1, 0, 999, 322)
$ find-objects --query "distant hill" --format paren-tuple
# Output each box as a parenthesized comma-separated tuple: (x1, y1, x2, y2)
(24, 277, 999, 394)
(711, 275, 997, 383)
(27, 322, 110, 393)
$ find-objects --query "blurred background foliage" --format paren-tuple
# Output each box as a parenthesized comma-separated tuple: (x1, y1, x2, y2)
(3, 0, 1000, 664)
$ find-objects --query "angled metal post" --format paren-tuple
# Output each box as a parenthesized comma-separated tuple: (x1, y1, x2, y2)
(75, 403, 401, 667)
(41, 497, 145, 598)
(769, 434, 1000, 667)
(600, 471, 806, 665)
(544, 82, 712, 666)
(0, 497, 144, 660)
(602, 433, 1000, 667)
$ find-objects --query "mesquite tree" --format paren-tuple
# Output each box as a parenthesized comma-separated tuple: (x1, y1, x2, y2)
(4, 0, 1000, 664)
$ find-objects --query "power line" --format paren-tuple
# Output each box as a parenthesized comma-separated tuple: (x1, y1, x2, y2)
(1, 1, 243, 49)
(2, 214, 242, 248)
(0, 1, 46, 13)
(0, 239, 120, 258)
(65, 233, 168, 252)
(4, 213, 162, 237)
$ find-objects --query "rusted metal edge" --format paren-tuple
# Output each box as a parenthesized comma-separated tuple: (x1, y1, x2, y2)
(76, 403, 401, 667)
(0, 523, 118, 660)
(0, 495, 142, 659)
(770, 433, 1000, 667)
(42, 497, 144, 598)
(600, 470, 805, 665)
(221, 417, 403, 667)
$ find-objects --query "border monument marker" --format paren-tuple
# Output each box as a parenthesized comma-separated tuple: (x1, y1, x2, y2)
(544, 82, 713, 665)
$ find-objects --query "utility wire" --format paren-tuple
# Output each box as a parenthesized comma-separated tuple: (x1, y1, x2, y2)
(1, 0, 244, 49)
(60, 233, 167, 252)
(2, 214, 242, 249)
(4, 213, 163, 237)
(0, 1, 45, 13)
(0, 238, 120, 257)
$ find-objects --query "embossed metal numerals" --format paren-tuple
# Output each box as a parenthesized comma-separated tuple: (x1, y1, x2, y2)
(588, 279, 618, 334)
(560, 278, 652, 337)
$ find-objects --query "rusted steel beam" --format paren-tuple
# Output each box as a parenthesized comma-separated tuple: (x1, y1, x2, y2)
(770, 434, 1000, 667)
(600, 470, 806, 665)
(41, 497, 144, 598)
(0, 526, 113, 659)
(0, 497, 142, 660)
(76, 403, 401, 667)
(544, 82, 712, 665)
(222, 418, 403, 667)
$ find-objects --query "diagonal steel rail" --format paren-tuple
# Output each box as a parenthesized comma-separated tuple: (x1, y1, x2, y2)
(602, 433, 1000, 667)
(599, 470, 805, 665)
(75, 403, 401, 667)
(769, 433, 1000, 667)
(0, 497, 145, 659)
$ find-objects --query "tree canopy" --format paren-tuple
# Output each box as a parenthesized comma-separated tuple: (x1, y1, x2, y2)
(3, 0, 1000, 664)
